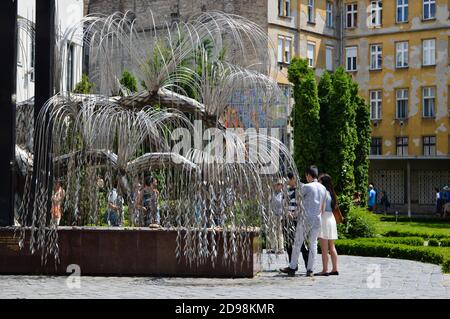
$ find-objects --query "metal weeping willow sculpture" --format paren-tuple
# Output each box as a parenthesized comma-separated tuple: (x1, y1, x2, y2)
(17, 10, 306, 269)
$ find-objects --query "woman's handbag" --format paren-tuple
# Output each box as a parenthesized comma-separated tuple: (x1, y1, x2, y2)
(333, 204, 344, 224)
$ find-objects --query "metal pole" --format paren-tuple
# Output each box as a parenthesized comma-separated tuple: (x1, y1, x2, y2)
(28, 0, 55, 225)
(407, 160, 411, 218)
(0, 0, 17, 226)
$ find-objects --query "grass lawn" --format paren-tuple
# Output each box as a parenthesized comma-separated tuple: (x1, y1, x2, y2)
(375, 215, 450, 239)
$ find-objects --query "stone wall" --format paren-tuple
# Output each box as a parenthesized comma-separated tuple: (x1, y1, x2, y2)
(88, 0, 268, 31)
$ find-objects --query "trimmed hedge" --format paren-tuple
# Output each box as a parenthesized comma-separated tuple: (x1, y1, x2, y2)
(357, 237, 425, 246)
(335, 240, 450, 273)
(428, 238, 440, 247)
(440, 239, 450, 247)
(383, 230, 450, 239)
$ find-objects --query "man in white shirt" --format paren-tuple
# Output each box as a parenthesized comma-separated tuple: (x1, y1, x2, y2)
(280, 165, 327, 277)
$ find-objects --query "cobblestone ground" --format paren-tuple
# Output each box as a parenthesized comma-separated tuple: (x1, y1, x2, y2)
(1, 253, 449, 299)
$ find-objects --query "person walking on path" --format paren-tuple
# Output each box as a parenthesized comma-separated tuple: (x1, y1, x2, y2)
(280, 166, 327, 277)
(315, 174, 339, 276)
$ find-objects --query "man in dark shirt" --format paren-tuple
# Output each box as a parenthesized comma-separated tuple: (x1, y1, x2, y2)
(282, 172, 308, 269)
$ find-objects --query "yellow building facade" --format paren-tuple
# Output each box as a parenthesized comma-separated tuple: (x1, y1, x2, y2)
(268, 0, 450, 213)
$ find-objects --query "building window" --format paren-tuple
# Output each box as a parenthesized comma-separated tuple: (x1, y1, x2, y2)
(370, 44, 382, 70)
(346, 3, 358, 28)
(422, 39, 436, 66)
(30, 35, 35, 82)
(284, 37, 291, 63)
(423, 87, 435, 118)
(346, 46, 357, 71)
(423, 0, 436, 20)
(307, 42, 315, 67)
(308, 0, 315, 23)
(423, 136, 436, 156)
(326, 46, 333, 71)
(67, 42, 75, 92)
(326, 2, 333, 27)
(396, 137, 408, 156)
(371, 138, 382, 155)
(278, 0, 291, 17)
(370, 1, 383, 27)
(370, 90, 382, 120)
(396, 89, 408, 119)
(278, 36, 292, 64)
(396, 41, 409, 68)
(396, 0, 408, 22)
(278, 37, 283, 63)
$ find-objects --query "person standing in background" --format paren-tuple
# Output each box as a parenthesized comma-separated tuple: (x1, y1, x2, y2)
(105, 180, 123, 227)
(268, 179, 285, 254)
(368, 184, 377, 212)
(316, 174, 339, 276)
(281, 166, 326, 277)
(282, 173, 309, 268)
(51, 180, 65, 226)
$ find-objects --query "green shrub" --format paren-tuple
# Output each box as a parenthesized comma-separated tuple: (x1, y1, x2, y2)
(384, 230, 450, 239)
(335, 240, 448, 271)
(73, 73, 95, 94)
(119, 69, 138, 94)
(443, 259, 450, 273)
(428, 238, 440, 247)
(357, 237, 425, 246)
(440, 239, 450, 247)
(338, 206, 377, 239)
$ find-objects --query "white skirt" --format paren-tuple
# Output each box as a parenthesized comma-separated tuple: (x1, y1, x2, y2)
(318, 211, 338, 240)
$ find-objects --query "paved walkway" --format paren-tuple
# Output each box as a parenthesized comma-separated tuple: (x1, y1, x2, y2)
(1, 253, 449, 298)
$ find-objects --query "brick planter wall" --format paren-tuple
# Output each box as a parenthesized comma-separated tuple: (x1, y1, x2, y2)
(0, 227, 261, 278)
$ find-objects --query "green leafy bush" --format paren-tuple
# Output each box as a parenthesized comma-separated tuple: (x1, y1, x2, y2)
(384, 230, 450, 239)
(119, 69, 138, 94)
(338, 206, 377, 239)
(440, 239, 450, 247)
(428, 238, 440, 247)
(288, 58, 321, 174)
(443, 259, 450, 273)
(73, 73, 95, 94)
(335, 240, 449, 272)
(357, 236, 425, 246)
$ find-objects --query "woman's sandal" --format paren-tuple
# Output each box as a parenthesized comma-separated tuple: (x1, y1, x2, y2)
(328, 271, 339, 275)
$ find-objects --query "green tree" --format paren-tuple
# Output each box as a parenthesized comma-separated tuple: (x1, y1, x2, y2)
(317, 71, 333, 172)
(119, 69, 138, 94)
(323, 67, 358, 213)
(288, 58, 321, 175)
(73, 73, 94, 94)
(353, 83, 372, 206)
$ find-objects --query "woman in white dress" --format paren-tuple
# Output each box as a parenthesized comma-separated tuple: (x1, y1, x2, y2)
(316, 174, 339, 276)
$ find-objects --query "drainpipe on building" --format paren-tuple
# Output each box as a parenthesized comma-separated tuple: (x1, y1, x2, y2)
(338, 0, 343, 66)
(407, 160, 411, 218)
